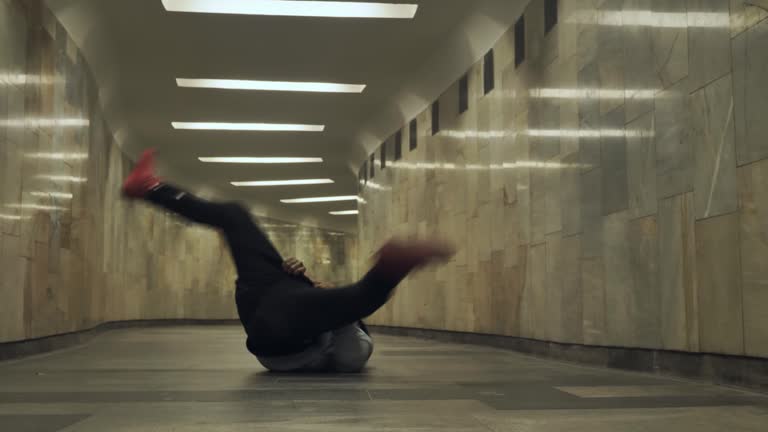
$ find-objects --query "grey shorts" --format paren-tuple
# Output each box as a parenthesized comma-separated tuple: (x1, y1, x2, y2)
(257, 324, 374, 373)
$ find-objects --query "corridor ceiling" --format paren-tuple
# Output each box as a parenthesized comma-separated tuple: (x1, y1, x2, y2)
(46, 0, 526, 231)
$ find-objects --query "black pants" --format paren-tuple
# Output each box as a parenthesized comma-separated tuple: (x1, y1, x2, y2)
(145, 184, 396, 356)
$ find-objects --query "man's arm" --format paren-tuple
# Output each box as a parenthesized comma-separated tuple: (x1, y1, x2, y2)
(282, 257, 336, 288)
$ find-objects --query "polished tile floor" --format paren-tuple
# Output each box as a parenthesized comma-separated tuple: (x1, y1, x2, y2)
(0, 326, 766, 431)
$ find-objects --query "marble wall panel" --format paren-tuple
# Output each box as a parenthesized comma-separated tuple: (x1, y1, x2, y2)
(600, 106, 629, 215)
(686, 0, 732, 91)
(545, 232, 563, 342)
(658, 193, 699, 352)
(737, 159, 768, 358)
(560, 0, 600, 70)
(626, 111, 657, 219)
(603, 211, 634, 346)
(656, 79, 694, 199)
(695, 213, 744, 355)
(622, 0, 662, 123)
(561, 234, 583, 344)
(732, 16, 768, 166)
(628, 215, 660, 348)
(578, 61, 602, 171)
(597, 0, 625, 115)
(651, 0, 689, 88)
(0, 0, 357, 344)
(561, 153, 583, 236)
(581, 168, 604, 259)
(690, 74, 738, 219)
(359, 0, 768, 359)
(729, 0, 768, 37)
(582, 255, 606, 346)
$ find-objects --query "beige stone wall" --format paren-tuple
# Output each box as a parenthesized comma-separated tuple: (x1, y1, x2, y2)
(359, 0, 768, 359)
(0, 0, 356, 344)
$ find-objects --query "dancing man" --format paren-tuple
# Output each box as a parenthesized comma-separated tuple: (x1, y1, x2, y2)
(122, 149, 453, 373)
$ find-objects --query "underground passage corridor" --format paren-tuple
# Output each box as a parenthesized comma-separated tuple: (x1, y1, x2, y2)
(2, 0, 768, 430)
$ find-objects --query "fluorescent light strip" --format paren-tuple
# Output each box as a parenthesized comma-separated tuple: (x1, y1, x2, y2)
(162, 0, 418, 19)
(281, 196, 360, 204)
(177, 78, 366, 94)
(173, 122, 324, 132)
(232, 179, 334, 187)
(200, 157, 323, 164)
(330, 210, 359, 215)
(31, 192, 74, 199)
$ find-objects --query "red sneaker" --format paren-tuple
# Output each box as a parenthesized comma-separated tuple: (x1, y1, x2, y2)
(373, 239, 455, 279)
(122, 149, 161, 198)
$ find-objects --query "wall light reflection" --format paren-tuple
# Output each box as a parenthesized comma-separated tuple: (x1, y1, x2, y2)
(0, 213, 31, 221)
(6, 203, 68, 211)
(440, 129, 652, 139)
(25, 153, 89, 161)
(527, 129, 652, 138)
(0, 74, 65, 86)
(389, 160, 591, 171)
(261, 223, 298, 229)
(31, 192, 74, 199)
(36, 175, 88, 183)
(568, 11, 729, 28)
(0, 118, 90, 128)
(365, 181, 392, 191)
(529, 88, 659, 100)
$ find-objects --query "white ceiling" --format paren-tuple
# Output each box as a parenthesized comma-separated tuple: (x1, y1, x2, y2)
(46, 0, 526, 231)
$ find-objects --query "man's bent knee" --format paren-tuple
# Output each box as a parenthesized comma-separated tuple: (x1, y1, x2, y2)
(332, 325, 374, 373)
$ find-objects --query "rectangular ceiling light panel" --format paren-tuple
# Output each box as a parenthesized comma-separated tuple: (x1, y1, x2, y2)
(232, 179, 334, 187)
(177, 79, 366, 93)
(173, 122, 324, 132)
(281, 196, 359, 204)
(162, 0, 418, 19)
(199, 157, 323, 164)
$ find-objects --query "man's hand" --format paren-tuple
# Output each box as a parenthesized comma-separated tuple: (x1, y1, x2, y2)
(314, 281, 336, 289)
(282, 257, 307, 276)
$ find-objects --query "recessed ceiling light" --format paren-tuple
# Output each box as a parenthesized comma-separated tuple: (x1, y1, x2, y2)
(161, 0, 418, 19)
(177, 78, 366, 94)
(199, 157, 323, 164)
(330, 210, 359, 215)
(232, 179, 334, 187)
(281, 196, 360, 204)
(173, 122, 324, 132)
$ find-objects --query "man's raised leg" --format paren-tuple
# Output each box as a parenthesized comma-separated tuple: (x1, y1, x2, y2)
(122, 149, 286, 283)
(249, 240, 454, 344)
